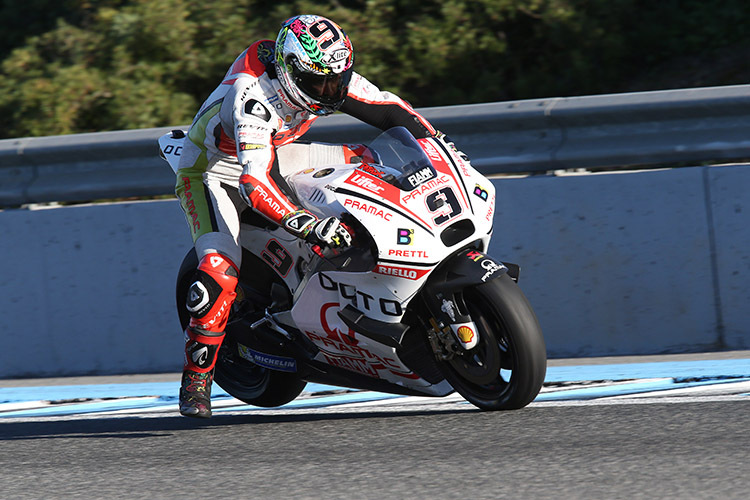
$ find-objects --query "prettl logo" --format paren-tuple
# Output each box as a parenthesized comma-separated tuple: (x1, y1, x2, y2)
(485, 194, 496, 222)
(349, 173, 384, 194)
(397, 228, 413, 245)
(388, 248, 430, 259)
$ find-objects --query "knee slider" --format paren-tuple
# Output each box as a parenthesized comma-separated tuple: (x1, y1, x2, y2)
(186, 253, 239, 333)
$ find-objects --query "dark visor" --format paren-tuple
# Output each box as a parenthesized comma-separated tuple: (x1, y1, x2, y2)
(290, 59, 352, 104)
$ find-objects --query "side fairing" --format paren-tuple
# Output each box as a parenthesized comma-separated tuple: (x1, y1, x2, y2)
(289, 270, 451, 392)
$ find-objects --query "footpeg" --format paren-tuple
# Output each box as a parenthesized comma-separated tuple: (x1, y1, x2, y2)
(251, 310, 293, 340)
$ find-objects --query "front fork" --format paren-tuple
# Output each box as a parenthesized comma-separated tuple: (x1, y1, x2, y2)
(439, 297, 480, 350)
(420, 248, 517, 360)
(424, 293, 480, 361)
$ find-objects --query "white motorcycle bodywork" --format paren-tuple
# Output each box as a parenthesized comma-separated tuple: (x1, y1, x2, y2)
(159, 127, 497, 396)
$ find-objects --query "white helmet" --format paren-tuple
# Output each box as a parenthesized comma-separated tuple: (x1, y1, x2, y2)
(275, 15, 354, 116)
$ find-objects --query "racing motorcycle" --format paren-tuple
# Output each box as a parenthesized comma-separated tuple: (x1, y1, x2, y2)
(158, 126, 546, 410)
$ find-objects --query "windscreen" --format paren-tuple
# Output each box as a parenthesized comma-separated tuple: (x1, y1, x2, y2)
(365, 127, 437, 192)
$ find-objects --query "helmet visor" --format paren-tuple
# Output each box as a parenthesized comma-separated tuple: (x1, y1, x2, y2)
(290, 60, 352, 105)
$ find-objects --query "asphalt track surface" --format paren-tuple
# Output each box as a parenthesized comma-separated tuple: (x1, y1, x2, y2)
(2, 352, 749, 500)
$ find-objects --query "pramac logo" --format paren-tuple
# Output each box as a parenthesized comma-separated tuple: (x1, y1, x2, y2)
(181, 176, 201, 233)
(343, 198, 393, 221)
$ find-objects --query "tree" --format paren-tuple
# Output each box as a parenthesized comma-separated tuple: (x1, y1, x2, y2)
(1, 0, 748, 138)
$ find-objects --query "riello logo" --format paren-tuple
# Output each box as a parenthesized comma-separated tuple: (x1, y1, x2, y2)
(374, 265, 430, 281)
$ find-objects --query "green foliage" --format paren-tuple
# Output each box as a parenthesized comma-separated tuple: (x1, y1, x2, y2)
(0, 0, 748, 138)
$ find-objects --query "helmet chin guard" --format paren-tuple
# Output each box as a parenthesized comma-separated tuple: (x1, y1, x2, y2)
(275, 15, 354, 116)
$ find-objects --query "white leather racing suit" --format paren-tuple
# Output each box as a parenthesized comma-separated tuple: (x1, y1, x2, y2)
(175, 39, 437, 267)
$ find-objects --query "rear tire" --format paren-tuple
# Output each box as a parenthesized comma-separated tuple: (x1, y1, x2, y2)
(175, 248, 306, 408)
(213, 337, 307, 408)
(438, 273, 546, 410)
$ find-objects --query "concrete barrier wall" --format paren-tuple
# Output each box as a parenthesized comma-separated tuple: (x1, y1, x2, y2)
(488, 165, 749, 356)
(2, 165, 748, 378)
(2, 201, 191, 378)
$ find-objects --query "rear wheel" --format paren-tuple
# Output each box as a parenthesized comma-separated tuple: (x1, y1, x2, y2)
(438, 273, 546, 410)
(213, 336, 307, 408)
(175, 248, 306, 408)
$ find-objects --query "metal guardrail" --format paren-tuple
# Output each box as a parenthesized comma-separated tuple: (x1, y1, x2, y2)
(1, 84, 749, 207)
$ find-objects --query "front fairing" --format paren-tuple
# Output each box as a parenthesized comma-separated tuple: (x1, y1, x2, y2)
(272, 128, 495, 393)
(287, 127, 496, 322)
(289, 127, 495, 257)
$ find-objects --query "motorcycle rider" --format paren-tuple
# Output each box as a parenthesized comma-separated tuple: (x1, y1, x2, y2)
(175, 14, 464, 418)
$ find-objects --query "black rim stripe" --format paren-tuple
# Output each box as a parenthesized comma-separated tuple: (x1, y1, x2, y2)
(432, 138, 474, 215)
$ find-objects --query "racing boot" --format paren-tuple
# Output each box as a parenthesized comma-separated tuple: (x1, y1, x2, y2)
(179, 367, 215, 418)
(179, 328, 225, 418)
(178, 252, 238, 418)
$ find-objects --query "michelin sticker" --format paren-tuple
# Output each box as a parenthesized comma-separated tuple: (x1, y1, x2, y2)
(238, 344, 297, 372)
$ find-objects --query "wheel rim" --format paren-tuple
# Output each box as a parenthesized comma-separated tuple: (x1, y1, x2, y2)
(445, 290, 516, 399)
(214, 342, 270, 396)
(447, 310, 502, 385)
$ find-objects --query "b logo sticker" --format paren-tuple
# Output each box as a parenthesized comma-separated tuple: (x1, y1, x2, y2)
(473, 184, 488, 201)
(397, 228, 413, 245)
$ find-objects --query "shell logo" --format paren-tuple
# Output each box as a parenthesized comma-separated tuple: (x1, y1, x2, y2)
(457, 326, 475, 343)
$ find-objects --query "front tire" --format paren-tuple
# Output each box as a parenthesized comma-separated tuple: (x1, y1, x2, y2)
(439, 273, 546, 410)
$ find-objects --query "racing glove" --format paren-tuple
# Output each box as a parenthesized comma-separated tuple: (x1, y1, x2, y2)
(282, 210, 352, 249)
(238, 170, 255, 207)
(238, 182, 253, 208)
(435, 131, 470, 162)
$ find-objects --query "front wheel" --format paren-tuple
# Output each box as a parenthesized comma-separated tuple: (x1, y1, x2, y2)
(439, 273, 546, 410)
